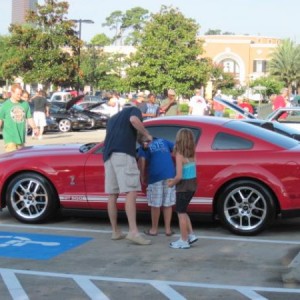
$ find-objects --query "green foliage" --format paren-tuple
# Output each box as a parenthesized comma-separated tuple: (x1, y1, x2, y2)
(80, 48, 130, 92)
(269, 39, 300, 90)
(3, 0, 79, 88)
(0, 35, 14, 84)
(179, 103, 189, 114)
(127, 6, 211, 96)
(103, 7, 149, 45)
(250, 77, 284, 96)
(90, 34, 111, 46)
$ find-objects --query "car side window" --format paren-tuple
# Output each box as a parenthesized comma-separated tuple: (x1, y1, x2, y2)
(212, 132, 253, 150)
(145, 125, 201, 143)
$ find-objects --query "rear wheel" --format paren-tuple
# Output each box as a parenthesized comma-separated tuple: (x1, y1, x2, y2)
(6, 172, 59, 223)
(86, 118, 95, 129)
(217, 180, 276, 235)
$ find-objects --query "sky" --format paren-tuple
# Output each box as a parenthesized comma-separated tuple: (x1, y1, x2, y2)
(0, 0, 299, 43)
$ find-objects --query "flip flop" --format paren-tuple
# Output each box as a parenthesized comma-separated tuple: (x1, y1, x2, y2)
(144, 229, 158, 236)
(165, 230, 175, 236)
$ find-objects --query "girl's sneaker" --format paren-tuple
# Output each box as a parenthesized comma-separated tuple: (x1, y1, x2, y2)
(188, 234, 198, 245)
(169, 238, 190, 249)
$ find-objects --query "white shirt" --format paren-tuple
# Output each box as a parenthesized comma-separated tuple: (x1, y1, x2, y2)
(189, 95, 207, 116)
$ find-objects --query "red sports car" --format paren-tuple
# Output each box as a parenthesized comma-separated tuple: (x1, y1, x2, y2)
(1, 116, 300, 236)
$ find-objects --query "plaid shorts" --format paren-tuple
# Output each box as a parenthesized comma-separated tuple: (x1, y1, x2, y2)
(146, 180, 176, 207)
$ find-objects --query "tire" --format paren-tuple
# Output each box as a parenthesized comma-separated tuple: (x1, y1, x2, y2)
(86, 118, 95, 129)
(58, 119, 72, 132)
(217, 180, 276, 236)
(6, 172, 59, 223)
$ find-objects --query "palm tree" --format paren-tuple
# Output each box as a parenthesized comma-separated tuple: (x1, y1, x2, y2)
(268, 39, 300, 93)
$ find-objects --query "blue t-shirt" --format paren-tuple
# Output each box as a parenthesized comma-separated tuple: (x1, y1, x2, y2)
(138, 138, 175, 184)
(103, 106, 142, 162)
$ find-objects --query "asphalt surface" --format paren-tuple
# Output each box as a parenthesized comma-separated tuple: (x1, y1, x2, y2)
(1, 129, 300, 299)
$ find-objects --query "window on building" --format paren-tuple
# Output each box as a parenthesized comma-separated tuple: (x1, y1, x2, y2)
(220, 59, 240, 77)
(253, 60, 267, 73)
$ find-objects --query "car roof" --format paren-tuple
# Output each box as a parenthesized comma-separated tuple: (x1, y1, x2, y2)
(144, 115, 231, 126)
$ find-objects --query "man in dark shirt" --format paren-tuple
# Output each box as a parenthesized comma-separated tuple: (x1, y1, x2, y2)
(32, 90, 49, 140)
(103, 106, 153, 245)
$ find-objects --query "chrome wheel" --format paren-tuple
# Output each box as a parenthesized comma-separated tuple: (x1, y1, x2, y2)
(218, 180, 275, 235)
(6, 173, 58, 223)
(59, 119, 71, 132)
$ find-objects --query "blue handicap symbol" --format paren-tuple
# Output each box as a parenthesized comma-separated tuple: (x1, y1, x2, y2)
(0, 231, 92, 260)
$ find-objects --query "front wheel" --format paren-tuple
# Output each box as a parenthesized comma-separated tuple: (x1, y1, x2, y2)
(58, 119, 72, 132)
(217, 180, 276, 235)
(6, 172, 59, 223)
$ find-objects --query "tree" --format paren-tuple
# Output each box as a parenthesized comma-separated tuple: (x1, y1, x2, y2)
(268, 39, 300, 92)
(102, 10, 124, 45)
(102, 8, 149, 46)
(205, 29, 222, 35)
(80, 47, 129, 92)
(127, 6, 211, 96)
(0, 35, 14, 86)
(90, 33, 111, 46)
(122, 7, 149, 45)
(3, 0, 79, 89)
(250, 77, 284, 96)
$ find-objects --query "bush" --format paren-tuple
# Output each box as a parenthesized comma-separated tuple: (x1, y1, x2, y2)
(179, 103, 189, 114)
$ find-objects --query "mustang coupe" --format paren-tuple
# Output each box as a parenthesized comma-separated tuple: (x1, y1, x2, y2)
(1, 116, 300, 236)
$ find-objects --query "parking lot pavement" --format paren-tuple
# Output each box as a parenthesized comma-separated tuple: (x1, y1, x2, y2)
(0, 129, 106, 153)
(1, 210, 300, 299)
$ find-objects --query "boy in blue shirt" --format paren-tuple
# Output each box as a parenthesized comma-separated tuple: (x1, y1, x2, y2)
(138, 135, 176, 236)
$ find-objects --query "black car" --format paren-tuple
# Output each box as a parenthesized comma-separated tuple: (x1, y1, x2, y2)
(50, 96, 108, 131)
(71, 104, 109, 129)
(49, 102, 91, 133)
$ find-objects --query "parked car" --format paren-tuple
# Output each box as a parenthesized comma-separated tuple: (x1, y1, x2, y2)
(48, 92, 72, 103)
(1, 116, 300, 236)
(81, 95, 104, 103)
(27, 116, 59, 135)
(71, 104, 109, 129)
(49, 102, 91, 132)
(214, 97, 300, 141)
(76, 101, 111, 118)
(266, 107, 300, 131)
(52, 98, 109, 129)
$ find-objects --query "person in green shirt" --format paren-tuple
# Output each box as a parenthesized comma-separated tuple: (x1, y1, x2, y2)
(0, 84, 39, 152)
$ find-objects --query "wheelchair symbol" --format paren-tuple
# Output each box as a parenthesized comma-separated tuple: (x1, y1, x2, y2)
(0, 235, 60, 247)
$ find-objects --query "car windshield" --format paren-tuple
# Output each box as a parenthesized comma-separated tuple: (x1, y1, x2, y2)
(225, 120, 299, 149)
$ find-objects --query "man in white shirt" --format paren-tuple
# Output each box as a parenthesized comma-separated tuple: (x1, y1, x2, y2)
(189, 89, 207, 116)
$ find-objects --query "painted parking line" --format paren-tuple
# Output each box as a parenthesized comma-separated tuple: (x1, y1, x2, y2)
(1, 268, 300, 300)
(0, 231, 92, 260)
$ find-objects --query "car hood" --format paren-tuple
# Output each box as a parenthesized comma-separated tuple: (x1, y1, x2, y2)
(65, 95, 85, 110)
(0, 144, 86, 161)
(213, 97, 256, 119)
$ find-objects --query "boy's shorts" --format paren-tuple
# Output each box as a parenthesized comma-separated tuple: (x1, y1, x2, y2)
(105, 153, 141, 194)
(147, 180, 175, 207)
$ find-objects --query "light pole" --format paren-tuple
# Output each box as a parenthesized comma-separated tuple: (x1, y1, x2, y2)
(71, 19, 94, 94)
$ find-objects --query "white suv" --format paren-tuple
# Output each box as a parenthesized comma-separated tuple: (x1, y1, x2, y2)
(49, 92, 72, 102)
